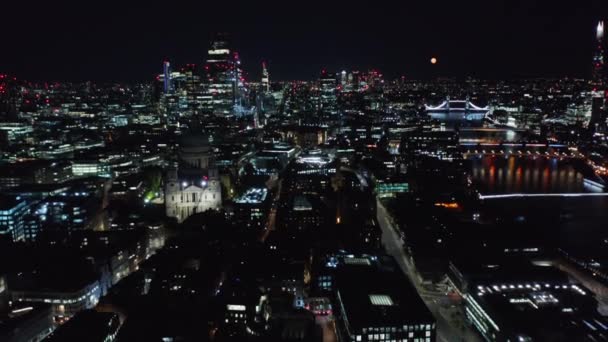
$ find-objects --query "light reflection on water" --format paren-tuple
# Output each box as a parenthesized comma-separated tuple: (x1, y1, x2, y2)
(472, 156, 607, 263)
(470, 156, 584, 194)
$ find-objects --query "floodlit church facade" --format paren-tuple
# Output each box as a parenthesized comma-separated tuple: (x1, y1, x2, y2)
(165, 134, 222, 223)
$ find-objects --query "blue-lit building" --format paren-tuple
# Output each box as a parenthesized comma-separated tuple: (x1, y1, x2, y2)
(0, 195, 28, 242)
(233, 187, 270, 230)
(36, 192, 102, 232)
(375, 180, 410, 198)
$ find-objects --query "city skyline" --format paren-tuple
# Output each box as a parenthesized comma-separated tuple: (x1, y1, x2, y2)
(1, 2, 608, 342)
(2, 1, 608, 82)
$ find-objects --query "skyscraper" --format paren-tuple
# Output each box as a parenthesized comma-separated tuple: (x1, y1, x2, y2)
(592, 21, 606, 85)
(590, 90, 606, 133)
(261, 61, 270, 94)
(163, 60, 172, 94)
(319, 69, 338, 115)
(0, 74, 19, 120)
(201, 33, 247, 116)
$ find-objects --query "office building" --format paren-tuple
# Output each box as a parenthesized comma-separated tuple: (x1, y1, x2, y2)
(201, 33, 246, 116)
(233, 187, 270, 230)
(329, 254, 436, 342)
(400, 127, 459, 159)
(590, 90, 606, 132)
(0, 122, 33, 147)
(0, 161, 72, 190)
(0, 195, 28, 242)
(261, 61, 270, 94)
(319, 70, 338, 115)
(10, 276, 101, 320)
(36, 193, 101, 232)
(448, 258, 608, 341)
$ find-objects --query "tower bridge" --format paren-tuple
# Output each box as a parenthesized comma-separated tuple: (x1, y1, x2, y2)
(425, 97, 490, 121)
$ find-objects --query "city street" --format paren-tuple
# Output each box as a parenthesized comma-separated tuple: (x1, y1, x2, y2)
(316, 316, 338, 342)
(376, 199, 481, 342)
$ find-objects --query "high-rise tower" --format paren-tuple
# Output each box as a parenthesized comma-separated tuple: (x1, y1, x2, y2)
(319, 69, 338, 115)
(163, 60, 172, 94)
(0, 74, 20, 121)
(593, 21, 606, 85)
(590, 21, 607, 133)
(202, 33, 247, 116)
(261, 61, 270, 93)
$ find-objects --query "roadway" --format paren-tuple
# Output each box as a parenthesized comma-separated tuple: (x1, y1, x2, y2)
(260, 179, 282, 243)
(317, 316, 337, 342)
(377, 199, 481, 342)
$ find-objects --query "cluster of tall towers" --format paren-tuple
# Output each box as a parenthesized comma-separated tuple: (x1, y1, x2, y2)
(158, 33, 248, 119)
(159, 33, 277, 123)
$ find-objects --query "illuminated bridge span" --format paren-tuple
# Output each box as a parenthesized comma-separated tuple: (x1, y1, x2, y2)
(462, 149, 579, 159)
(479, 193, 608, 200)
(425, 98, 490, 121)
(458, 128, 527, 133)
(425, 99, 489, 111)
(458, 128, 571, 152)
(461, 143, 568, 148)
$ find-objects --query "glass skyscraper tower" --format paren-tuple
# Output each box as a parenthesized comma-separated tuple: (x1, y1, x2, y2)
(592, 21, 606, 85)
(202, 33, 247, 116)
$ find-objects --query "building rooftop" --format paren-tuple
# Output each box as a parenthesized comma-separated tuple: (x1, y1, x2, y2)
(0, 304, 52, 341)
(45, 310, 120, 342)
(469, 282, 608, 341)
(334, 254, 434, 331)
(450, 257, 569, 288)
(293, 195, 313, 211)
(262, 142, 297, 154)
(234, 187, 268, 204)
(5, 184, 70, 198)
(296, 150, 333, 167)
(453, 257, 608, 340)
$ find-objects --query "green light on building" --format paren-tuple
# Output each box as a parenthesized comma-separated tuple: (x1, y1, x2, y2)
(377, 183, 409, 197)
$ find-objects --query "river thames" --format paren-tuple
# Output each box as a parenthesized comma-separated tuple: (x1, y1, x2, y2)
(470, 155, 607, 268)
(470, 155, 586, 194)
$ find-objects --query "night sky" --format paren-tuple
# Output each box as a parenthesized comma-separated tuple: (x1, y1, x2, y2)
(2, 0, 607, 82)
